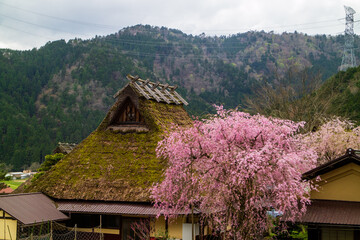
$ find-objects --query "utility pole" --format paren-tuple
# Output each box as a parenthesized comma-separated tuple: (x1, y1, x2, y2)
(340, 6, 357, 71)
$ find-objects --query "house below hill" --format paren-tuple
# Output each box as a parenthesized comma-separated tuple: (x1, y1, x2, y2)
(0, 193, 68, 240)
(19, 75, 202, 240)
(52, 142, 77, 154)
(5, 171, 37, 180)
(302, 148, 360, 240)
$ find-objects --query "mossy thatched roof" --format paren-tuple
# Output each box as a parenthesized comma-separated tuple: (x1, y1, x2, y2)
(23, 81, 192, 202)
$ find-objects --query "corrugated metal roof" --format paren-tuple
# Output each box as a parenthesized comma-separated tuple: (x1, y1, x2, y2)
(113, 75, 188, 106)
(0, 193, 69, 225)
(302, 200, 360, 225)
(57, 201, 160, 216)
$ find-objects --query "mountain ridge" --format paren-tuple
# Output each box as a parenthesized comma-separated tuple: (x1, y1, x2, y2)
(0, 24, 358, 169)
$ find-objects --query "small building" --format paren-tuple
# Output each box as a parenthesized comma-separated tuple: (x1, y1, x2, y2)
(5, 171, 37, 180)
(0, 187, 13, 194)
(0, 193, 69, 240)
(5, 172, 23, 180)
(21, 75, 198, 240)
(302, 148, 360, 240)
(52, 142, 77, 155)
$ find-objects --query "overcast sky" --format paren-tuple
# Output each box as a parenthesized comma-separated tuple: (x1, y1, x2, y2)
(0, 0, 360, 50)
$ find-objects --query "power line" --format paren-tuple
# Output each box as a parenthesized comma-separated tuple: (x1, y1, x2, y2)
(0, 0, 357, 50)
(5, 0, 350, 34)
(174, 20, 347, 34)
(0, 0, 350, 36)
(248, 18, 345, 32)
(0, 1, 117, 29)
(0, 18, 354, 56)
(0, 23, 351, 63)
(0, 24, 50, 40)
(93, 27, 353, 47)
(287, 22, 344, 32)
(0, 19, 349, 49)
(0, 13, 91, 36)
(75, 38, 347, 62)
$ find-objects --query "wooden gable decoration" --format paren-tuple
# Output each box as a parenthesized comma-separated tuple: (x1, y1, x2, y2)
(111, 97, 144, 125)
(113, 75, 188, 106)
(107, 75, 189, 133)
(108, 96, 149, 133)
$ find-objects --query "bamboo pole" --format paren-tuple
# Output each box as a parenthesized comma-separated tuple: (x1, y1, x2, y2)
(3, 213, 6, 240)
(50, 221, 53, 240)
(100, 215, 103, 240)
(191, 205, 194, 240)
(74, 224, 77, 240)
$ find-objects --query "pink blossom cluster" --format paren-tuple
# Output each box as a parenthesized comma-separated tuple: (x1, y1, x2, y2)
(151, 107, 317, 239)
(302, 117, 360, 165)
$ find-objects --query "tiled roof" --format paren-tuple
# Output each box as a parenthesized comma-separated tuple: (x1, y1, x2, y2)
(0, 193, 69, 225)
(56, 201, 200, 216)
(0, 187, 13, 194)
(303, 148, 360, 180)
(302, 199, 360, 225)
(57, 201, 159, 216)
(114, 75, 188, 106)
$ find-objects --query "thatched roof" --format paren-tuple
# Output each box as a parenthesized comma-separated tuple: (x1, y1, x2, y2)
(23, 76, 192, 202)
(53, 142, 77, 154)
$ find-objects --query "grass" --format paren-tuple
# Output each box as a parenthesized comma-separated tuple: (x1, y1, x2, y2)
(1, 179, 26, 189)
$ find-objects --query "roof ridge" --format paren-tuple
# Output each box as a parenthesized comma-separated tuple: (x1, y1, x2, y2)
(114, 74, 188, 105)
(303, 148, 360, 180)
(127, 74, 178, 90)
(0, 192, 43, 198)
(311, 199, 360, 203)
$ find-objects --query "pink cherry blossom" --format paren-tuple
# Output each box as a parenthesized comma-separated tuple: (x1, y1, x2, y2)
(151, 107, 317, 239)
(302, 117, 360, 165)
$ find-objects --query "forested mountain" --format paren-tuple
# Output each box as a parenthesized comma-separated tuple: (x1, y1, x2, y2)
(305, 65, 360, 123)
(0, 24, 359, 169)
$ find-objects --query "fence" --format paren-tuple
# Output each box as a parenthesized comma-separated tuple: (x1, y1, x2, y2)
(17, 222, 102, 240)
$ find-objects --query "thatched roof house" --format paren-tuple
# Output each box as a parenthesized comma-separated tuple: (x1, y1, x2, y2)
(52, 142, 77, 154)
(19, 75, 197, 240)
(23, 74, 192, 202)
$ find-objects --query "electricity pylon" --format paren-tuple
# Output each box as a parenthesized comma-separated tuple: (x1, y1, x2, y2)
(340, 6, 357, 71)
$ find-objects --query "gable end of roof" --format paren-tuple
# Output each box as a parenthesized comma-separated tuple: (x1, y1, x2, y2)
(114, 75, 188, 106)
(303, 148, 360, 180)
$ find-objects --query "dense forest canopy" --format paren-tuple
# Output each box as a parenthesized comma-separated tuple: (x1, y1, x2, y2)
(0, 24, 359, 169)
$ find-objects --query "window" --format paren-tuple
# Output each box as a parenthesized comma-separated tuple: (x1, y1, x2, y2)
(321, 228, 355, 240)
(112, 98, 144, 125)
(103, 215, 121, 228)
(68, 213, 100, 228)
(108, 98, 149, 133)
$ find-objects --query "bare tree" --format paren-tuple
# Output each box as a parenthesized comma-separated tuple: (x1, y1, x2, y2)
(245, 67, 334, 132)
